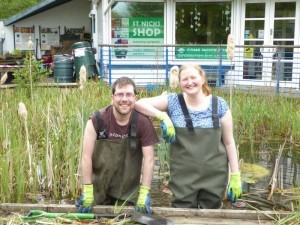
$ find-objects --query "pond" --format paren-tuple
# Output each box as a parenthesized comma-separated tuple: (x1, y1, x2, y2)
(21, 139, 299, 212)
(150, 139, 300, 211)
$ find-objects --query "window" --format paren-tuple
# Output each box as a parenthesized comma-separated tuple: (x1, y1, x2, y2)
(176, 2, 231, 44)
(111, 2, 164, 59)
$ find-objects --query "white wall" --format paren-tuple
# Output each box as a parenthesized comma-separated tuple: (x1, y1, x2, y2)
(0, 21, 4, 31)
(0, 21, 4, 56)
(3, 0, 91, 54)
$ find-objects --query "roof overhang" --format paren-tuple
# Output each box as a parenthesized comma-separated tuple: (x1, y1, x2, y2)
(4, 0, 72, 26)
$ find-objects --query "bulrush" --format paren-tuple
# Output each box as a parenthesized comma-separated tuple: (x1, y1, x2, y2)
(28, 37, 33, 49)
(169, 65, 179, 91)
(18, 101, 33, 183)
(79, 65, 87, 90)
(161, 90, 168, 96)
(18, 102, 28, 120)
(0, 72, 8, 85)
(227, 34, 235, 62)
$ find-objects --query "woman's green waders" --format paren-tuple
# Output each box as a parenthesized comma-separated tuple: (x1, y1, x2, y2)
(92, 110, 142, 205)
(169, 94, 229, 209)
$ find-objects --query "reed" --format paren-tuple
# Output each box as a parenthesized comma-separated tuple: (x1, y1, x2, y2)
(0, 81, 299, 207)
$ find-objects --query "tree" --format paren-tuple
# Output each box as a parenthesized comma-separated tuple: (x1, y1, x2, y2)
(0, 0, 42, 20)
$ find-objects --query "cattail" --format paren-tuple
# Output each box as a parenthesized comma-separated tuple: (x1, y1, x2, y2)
(18, 101, 32, 183)
(79, 65, 87, 85)
(0, 72, 7, 85)
(227, 34, 235, 62)
(161, 91, 168, 96)
(79, 65, 87, 90)
(2, 138, 10, 149)
(169, 66, 179, 90)
(18, 102, 28, 120)
(28, 37, 33, 49)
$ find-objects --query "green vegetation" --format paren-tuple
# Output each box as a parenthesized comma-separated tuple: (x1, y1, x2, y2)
(0, 0, 42, 20)
(13, 53, 51, 97)
(0, 81, 299, 225)
(0, 83, 299, 203)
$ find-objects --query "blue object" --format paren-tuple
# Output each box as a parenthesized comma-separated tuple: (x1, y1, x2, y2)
(75, 194, 92, 213)
(135, 195, 151, 214)
(227, 185, 243, 203)
(161, 121, 175, 143)
(227, 188, 236, 203)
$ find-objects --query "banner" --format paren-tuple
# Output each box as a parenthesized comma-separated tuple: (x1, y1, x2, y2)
(40, 27, 60, 50)
(14, 27, 35, 50)
(175, 46, 227, 59)
(112, 17, 164, 59)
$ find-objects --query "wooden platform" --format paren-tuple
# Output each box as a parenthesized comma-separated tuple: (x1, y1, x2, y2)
(0, 203, 290, 224)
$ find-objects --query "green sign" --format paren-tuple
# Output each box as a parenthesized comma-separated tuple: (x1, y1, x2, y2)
(175, 46, 227, 59)
(129, 18, 164, 38)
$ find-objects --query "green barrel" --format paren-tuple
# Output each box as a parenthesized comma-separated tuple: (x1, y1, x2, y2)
(72, 41, 98, 80)
(53, 55, 74, 83)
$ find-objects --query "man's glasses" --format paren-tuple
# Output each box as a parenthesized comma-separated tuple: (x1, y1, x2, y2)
(114, 93, 136, 99)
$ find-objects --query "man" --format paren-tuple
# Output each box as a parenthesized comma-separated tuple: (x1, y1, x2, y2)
(76, 77, 159, 214)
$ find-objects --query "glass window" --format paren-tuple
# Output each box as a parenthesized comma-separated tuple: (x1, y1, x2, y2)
(243, 40, 264, 80)
(245, 3, 265, 18)
(112, 2, 163, 18)
(275, 2, 296, 17)
(274, 20, 295, 39)
(111, 2, 164, 59)
(175, 2, 231, 44)
(272, 41, 294, 81)
(245, 21, 264, 39)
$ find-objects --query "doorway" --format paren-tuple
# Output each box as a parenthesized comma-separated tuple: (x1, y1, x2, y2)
(241, 0, 299, 88)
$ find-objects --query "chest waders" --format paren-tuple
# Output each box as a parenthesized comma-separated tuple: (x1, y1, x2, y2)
(92, 110, 142, 205)
(169, 94, 228, 209)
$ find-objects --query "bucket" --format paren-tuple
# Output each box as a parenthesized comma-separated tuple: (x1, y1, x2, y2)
(54, 55, 74, 83)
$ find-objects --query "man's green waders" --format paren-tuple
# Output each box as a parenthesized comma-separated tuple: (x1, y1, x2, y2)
(92, 110, 142, 204)
(169, 94, 229, 209)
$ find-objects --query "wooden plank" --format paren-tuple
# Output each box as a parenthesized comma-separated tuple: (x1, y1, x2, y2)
(168, 217, 275, 225)
(152, 207, 288, 220)
(0, 83, 78, 89)
(0, 203, 289, 221)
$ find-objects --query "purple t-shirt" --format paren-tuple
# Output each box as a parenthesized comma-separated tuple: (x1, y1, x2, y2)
(90, 105, 159, 147)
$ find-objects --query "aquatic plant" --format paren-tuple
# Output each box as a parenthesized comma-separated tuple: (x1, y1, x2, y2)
(0, 72, 7, 85)
(0, 81, 299, 211)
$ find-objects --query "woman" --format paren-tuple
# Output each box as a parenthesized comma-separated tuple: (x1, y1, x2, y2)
(135, 63, 242, 209)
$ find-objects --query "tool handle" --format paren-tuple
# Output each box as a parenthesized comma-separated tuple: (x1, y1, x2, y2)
(23, 210, 130, 221)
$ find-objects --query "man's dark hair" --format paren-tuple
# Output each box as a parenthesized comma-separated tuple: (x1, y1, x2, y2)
(111, 77, 137, 95)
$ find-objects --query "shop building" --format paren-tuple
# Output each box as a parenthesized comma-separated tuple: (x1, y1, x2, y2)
(2, 0, 300, 89)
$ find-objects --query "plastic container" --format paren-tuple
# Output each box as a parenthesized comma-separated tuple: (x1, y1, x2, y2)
(53, 55, 74, 83)
(72, 41, 98, 80)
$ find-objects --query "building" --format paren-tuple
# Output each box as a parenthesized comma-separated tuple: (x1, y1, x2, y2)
(1, 0, 300, 89)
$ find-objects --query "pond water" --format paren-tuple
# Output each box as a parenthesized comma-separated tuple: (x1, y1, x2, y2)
(26, 140, 299, 212)
(150, 139, 300, 211)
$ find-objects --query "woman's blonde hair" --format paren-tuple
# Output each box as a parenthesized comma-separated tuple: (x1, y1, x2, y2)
(178, 63, 211, 96)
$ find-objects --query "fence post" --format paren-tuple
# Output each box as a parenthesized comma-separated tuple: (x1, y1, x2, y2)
(165, 47, 169, 86)
(108, 46, 112, 86)
(218, 47, 223, 87)
(99, 46, 103, 78)
(276, 47, 282, 94)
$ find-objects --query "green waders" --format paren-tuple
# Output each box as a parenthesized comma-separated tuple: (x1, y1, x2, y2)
(92, 110, 142, 205)
(169, 94, 228, 209)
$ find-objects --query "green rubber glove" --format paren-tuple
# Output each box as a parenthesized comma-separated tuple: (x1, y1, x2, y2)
(156, 112, 175, 143)
(135, 185, 151, 214)
(227, 172, 242, 203)
(75, 184, 94, 213)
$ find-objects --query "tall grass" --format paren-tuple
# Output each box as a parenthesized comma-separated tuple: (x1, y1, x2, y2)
(214, 89, 300, 142)
(0, 82, 299, 204)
